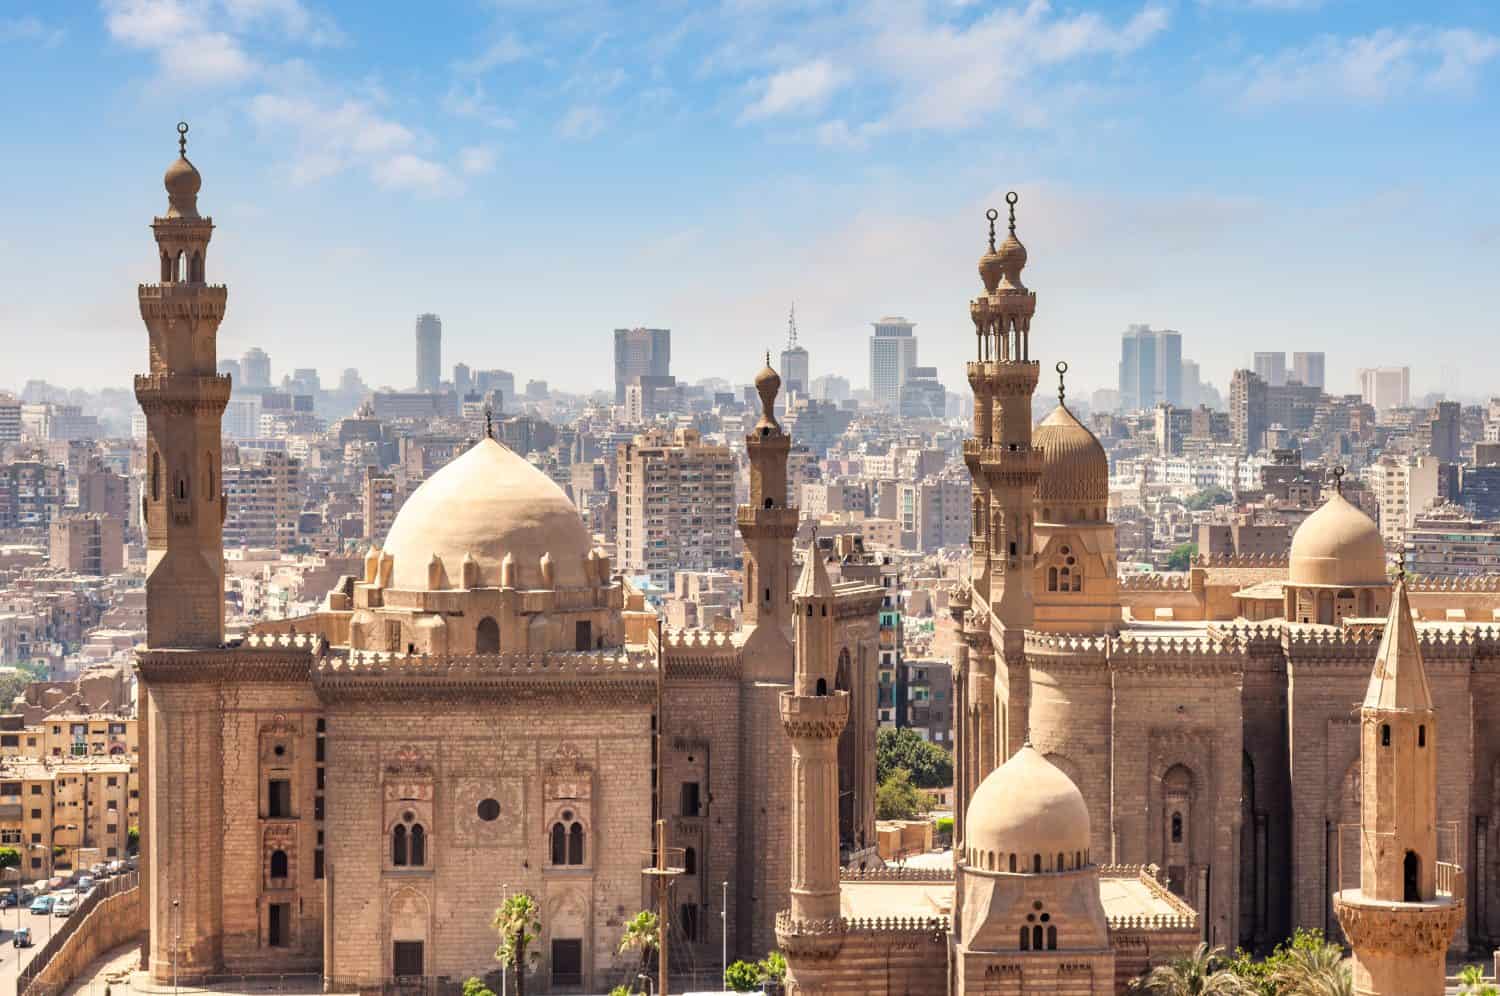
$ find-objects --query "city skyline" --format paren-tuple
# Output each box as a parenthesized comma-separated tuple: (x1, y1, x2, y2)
(2, 2, 1497, 397)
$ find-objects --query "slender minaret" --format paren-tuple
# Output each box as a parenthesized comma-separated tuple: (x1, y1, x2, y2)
(135, 121, 230, 648)
(958, 192, 1042, 800)
(780, 544, 848, 923)
(1334, 574, 1463, 996)
(740, 356, 798, 644)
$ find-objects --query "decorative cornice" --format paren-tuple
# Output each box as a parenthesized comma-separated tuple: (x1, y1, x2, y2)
(779, 691, 849, 739)
(1333, 893, 1464, 956)
(136, 644, 316, 684)
(313, 648, 659, 702)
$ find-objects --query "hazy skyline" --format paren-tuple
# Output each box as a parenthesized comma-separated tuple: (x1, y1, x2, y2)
(2, 0, 1497, 399)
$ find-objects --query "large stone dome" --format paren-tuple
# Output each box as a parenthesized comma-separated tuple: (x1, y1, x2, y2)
(1035, 405, 1107, 505)
(967, 744, 1090, 865)
(381, 438, 595, 591)
(1289, 492, 1386, 588)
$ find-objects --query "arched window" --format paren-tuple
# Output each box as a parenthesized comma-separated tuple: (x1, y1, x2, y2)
(568, 822, 584, 864)
(392, 824, 408, 866)
(409, 824, 426, 866)
(1418, 725, 1426, 748)
(1032, 925, 1044, 950)
(160, 252, 172, 282)
(1032, 854, 1041, 873)
(190, 251, 203, 282)
(1046, 925, 1057, 950)
(476, 617, 500, 654)
(1381, 724, 1391, 747)
(1009, 854, 1017, 873)
(269, 849, 288, 879)
(550, 822, 566, 865)
(1171, 812, 1183, 843)
(1404, 850, 1420, 902)
(1019, 926, 1030, 951)
(204, 452, 213, 501)
(177, 475, 187, 500)
(815, 678, 827, 696)
(1047, 567, 1058, 592)
(764, 497, 774, 508)
(551, 813, 586, 866)
(1057, 852, 1065, 871)
(684, 847, 697, 875)
(151, 453, 160, 501)
(1072, 572, 1082, 592)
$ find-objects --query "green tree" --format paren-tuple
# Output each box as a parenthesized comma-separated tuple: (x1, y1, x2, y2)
(1459, 964, 1500, 996)
(461, 978, 495, 996)
(1223, 929, 1352, 996)
(876, 768, 923, 820)
(1186, 486, 1232, 510)
(1167, 543, 1198, 572)
(758, 950, 787, 981)
(492, 892, 541, 996)
(616, 910, 658, 981)
(1132, 942, 1254, 995)
(724, 959, 762, 992)
(876, 727, 954, 789)
(0, 847, 19, 871)
(127, 827, 139, 855)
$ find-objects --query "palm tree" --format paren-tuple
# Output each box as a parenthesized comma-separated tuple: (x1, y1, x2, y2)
(617, 910, 659, 986)
(492, 892, 541, 996)
(1134, 943, 1255, 995)
(1459, 964, 1500, 996)
(1269, 934, 1353, 996)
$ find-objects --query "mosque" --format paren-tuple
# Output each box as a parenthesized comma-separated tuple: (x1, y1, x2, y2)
(132, 127, 884, 992)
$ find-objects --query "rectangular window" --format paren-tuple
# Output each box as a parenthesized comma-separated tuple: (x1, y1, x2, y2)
(316, 767, 325, 791)
(680, 781, 701, 817)
(30, 809, 40, 819)
(107, 847, 117, 857)
(268, 903, 289, 947)
(314, 849, 325, 880)
(393, 940, 423, 978)
(315, 739, 326, 763)
(0, 736, 16, 748)
(106, 824, 117, 834)
(550, 939, 583, 988)
(268, 779, 292, 819)
(574, 620, 592, 651)
(680, 903, 700, 941)
(30, 858, 40, 869)
(106, 776, 118, 787)
(314, 797, 325, 821)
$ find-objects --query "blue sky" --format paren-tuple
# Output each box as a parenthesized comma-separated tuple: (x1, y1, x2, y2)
(2, 0, 1498, 400)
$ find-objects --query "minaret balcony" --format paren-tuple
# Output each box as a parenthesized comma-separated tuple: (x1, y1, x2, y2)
(138, 282, 228, 320)
(779, 690, 849, 740)
(134, 373, 232, 412)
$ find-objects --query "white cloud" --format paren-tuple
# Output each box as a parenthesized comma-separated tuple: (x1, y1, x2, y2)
(1237, 26, 1500, 105)
(160, 31, 258, 83)
(459, 145, 499, 175)
(557, 104, 605, 139)
(0, 15, 66, 46)
(371, 154, 454, 195)
(442, 81, 516, 128)
(453, 33, 529, 75)
(741, 59, 846, 120)
(102, 0, 339, 83)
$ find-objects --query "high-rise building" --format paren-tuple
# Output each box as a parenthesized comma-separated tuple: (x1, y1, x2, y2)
(615, 427, 736, 587)
(49, 514, 124, 576)
(415, 313, 442, 392)
(1180, 360, 1202, 408)
(613, 327, 671, 404)
(869, 317, 918, 410)
(241, 347, 271, 389)
(1117, 325, 1182, 410)
(780, 304, 810, 396)
(1358, 366, 1411, 412)
(0, 393, 20, 442)
(1430, 400, 1461, 463)
(362, 466, 399, 544)
(452, 362, 471, 397)
(1229, 369, 1268, 455)
(1363, 453, 1441, 551)
(898, 366, 947, 419)
(1253, 351, 1286, 387)
(222, 450, 302, 550)
(1291, 351, 1325, 389)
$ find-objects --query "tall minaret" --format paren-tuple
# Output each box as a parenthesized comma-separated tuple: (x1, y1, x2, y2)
(1334, 575, 1463, 996)
(780, 544, 847, 923)
(739, 356, 798, 646)
(135, 121, 230, 648)
(959, 192, 1042, 788)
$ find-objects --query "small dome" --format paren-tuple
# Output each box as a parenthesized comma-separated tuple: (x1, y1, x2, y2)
(164, 155, 202, 219)
(967, 745, 1090, 864)
(997, 231, 1027, 282)
(1035, 405, 1107, 505)
(754, 361, 781, 429)
(380, 438, 595, 591)
(1289, 492, 1386, 588)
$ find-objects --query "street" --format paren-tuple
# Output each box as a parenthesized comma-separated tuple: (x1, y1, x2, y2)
(0, 904, 74, 991)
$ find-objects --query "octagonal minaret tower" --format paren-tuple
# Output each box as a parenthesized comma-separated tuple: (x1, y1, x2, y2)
(135, 122, 230, 648)
(740, 356, 799, 649)
(1334, 575, 1463, 996)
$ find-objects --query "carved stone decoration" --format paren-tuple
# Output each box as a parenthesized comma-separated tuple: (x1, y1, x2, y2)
(452, 776, 524, 847)
(545, 744, 593, 801)
(1334, 895, 1465, 955)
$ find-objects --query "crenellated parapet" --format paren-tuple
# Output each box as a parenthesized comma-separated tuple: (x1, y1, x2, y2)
(312, 648, 658, 702)
(1109, 633, 1246, 675)
(840, 865, 955, 882)
(1408, 574, 1500, 592)
(1119, 573, 1192, 592)
(1194, 553, 1289, 568)
(660, 627, 742, 681)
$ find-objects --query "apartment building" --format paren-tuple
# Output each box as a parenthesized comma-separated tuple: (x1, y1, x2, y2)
(615, 428, 737, 587)
(223, 450, 301, 550)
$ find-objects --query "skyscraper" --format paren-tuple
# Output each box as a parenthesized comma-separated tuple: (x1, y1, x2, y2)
(1253, 351, 1286, 387)
(241, 347, 271, 389)
(869, 317, 918, 410)
(415, 313, 442, 392)
(779, 304, 810, 396)
(613, 327, 671, 403)
(1359, 366, 1410, 412)
(1291, 351, 1325, 389)
(1117, 325, 1181, 410)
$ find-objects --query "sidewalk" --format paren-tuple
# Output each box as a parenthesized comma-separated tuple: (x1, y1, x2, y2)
(57, 942, 138, 996)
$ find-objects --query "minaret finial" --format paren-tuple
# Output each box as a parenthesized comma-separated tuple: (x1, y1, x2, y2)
(1006, 190, 1018, 235)
(1333, 464, 1346, 496)
(1056, 360, 1068, 408)
(765, 349, 771, 367)
(484, 407, 493, 439)
(985, 208, 998, 252)
(177, 121, 189, 157)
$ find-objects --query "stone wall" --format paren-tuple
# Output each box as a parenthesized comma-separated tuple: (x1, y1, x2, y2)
(28, 882, 142, 994)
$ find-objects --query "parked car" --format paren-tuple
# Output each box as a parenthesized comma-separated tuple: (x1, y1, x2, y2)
(75, 875, 94, 893)
(46, 876, 66, 891)
(106, 860, 125, 876)
(12, 927, 31, 948)
(52, 894, 77, 917)
(28, 896, 53, 915)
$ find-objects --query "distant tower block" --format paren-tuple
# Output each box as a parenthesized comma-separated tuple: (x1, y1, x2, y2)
(1333, 575, 1463, 996)
(415, 313, 442, 392)
(134, 122, 230, 649)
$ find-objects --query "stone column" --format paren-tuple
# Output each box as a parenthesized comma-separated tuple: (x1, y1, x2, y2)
(780, 692, 849, 923)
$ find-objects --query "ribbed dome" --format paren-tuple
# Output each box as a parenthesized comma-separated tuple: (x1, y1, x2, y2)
(967, 745, 1090, 863)
(1035, 405, 1107, 504)
(1289, 492, 1386, 588)
(381, 438, 594, 590)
